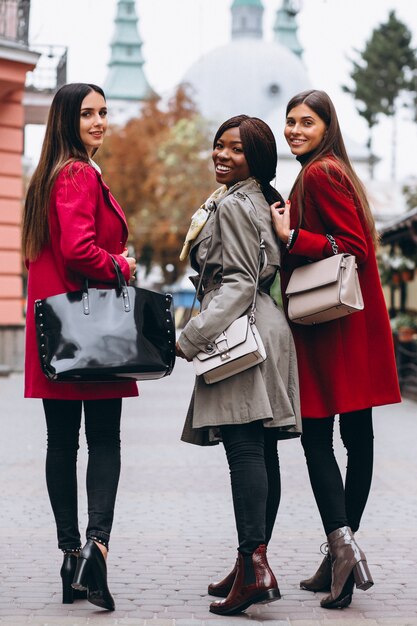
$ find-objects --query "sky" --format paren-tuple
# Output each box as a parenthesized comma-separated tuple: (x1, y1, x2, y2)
(26, 0, 417, 182)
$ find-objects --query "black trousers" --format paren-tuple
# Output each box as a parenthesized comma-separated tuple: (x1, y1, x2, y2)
(43, 398, 122, 552)
(220, 420, 281, 555)
(301, 408, 374, 536)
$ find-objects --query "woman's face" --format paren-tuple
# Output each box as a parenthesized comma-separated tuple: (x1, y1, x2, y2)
(79, 90, 108, 156)
(212, 127, 250, 188)
(284, 103, 327, 156)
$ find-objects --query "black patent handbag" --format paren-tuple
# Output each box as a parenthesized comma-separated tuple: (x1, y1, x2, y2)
(35, 259, 176, 382)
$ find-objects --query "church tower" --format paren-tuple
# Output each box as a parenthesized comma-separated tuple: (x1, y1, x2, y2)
(273, 0, 303, 58)
(231, 0, 264, 40)
(104, 0, 155, 125)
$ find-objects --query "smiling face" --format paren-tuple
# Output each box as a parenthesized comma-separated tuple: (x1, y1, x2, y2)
(212, 127, 251, 188)
(284, 103, 327, 157)
(79, 90, 108, 156)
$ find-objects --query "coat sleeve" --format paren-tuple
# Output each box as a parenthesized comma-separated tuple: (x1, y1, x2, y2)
(290, 162, 368, 264)
(54, 163, 130, 282)
(178, 193, 261, 358)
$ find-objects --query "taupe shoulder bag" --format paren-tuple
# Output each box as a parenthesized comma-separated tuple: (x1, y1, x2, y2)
(285, 236, 364, 325)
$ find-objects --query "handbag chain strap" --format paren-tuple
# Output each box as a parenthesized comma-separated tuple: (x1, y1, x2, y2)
(326, 234, 339, 255)
(186, 229, 265, 326)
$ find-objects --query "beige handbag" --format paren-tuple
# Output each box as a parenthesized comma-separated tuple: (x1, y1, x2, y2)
(190, 238, 267, 384)
(193, 314, 266, 384)
(285, 253, 364, 325)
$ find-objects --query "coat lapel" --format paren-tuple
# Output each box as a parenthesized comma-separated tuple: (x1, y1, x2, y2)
(93, 169, 129, 237)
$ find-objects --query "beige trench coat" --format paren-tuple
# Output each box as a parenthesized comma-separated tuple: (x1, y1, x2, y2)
(178, 178, 301, 446)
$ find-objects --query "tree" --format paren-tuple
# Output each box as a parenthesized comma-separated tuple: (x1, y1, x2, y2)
(402, 179, 417, 211)
(342, 63, 381, 179)
(97, 86, 214, 283)
(344, 10, 416, 180)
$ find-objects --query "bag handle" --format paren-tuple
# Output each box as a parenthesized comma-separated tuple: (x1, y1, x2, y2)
(81, 257, 131, 316)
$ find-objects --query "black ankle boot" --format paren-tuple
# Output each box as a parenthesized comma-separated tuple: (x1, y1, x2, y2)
(72, 539, 115, 611)
(60, 553, 87, 604)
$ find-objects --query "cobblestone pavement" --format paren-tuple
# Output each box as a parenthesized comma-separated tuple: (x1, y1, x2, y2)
(1, 358, 416, 626)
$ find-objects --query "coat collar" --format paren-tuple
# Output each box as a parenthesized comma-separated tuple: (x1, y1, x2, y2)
(188, 177, 261, 255)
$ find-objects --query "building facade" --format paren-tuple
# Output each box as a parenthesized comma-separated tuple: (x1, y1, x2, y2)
(0, 0, 39, 371)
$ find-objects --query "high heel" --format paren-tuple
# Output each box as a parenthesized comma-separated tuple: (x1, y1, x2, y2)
(72, 539, 115, 611)
(320, 526, 373, 609)
(209, 545, 281, 615)
(60, 553, 87, 604)
(208, 559, 238, 597)
(353, 559, 373, 591)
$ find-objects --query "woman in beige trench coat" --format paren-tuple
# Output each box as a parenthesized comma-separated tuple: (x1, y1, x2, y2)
(176, 115, 301, 616)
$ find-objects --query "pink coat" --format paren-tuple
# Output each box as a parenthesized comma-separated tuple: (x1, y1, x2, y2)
(24, 161, 138, 400)
(280, 158, 401, 417)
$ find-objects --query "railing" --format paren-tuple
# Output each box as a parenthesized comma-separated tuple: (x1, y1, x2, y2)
(0, 0, 30, 46)
(25, 45, 67, 92)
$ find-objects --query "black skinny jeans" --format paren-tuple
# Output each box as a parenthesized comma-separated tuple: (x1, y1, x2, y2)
(301, 408, 374, 536)
(220, 421, 281, 555)
(43, 398, 122, 552)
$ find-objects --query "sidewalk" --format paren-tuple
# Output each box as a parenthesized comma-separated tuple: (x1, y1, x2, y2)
(1, 359, 417, 626)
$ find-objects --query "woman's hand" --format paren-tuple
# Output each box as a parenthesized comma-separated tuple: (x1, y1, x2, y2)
(176, 341, 192, 361)
(122, 248, 137, 282)
(270, 200, 291, 244)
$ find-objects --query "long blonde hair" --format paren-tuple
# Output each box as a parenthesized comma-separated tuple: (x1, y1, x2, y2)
(22, 83, 105, 261)
(286, 90, 378, 248)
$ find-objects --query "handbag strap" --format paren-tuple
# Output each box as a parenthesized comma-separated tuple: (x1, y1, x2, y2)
(81, 257, 131, 315)
(186, 235, 265, 326)
(326, 234, 339, 255)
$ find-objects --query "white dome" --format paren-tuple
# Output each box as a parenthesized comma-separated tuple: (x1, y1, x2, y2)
(182, 39, 311, 125)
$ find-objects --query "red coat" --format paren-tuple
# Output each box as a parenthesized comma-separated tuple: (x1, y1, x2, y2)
(280, 157, 401, 417)
(25, 161, 138, 400)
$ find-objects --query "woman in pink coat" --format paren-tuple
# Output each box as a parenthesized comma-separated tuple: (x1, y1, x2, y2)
(271, 90, 401, 610)
(22, 83, 137, 611)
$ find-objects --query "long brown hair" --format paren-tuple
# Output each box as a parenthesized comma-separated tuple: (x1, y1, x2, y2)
(286, 89, 378, 247)
(214, 115, 285, 206)
(22, 83, 105, 261)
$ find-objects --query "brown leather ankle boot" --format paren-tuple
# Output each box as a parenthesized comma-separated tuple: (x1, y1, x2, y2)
(209, 544, 281, 615)
(321, 526, 373, 609)
(208, 559, 237, 597)
(300, 550, 331, 592)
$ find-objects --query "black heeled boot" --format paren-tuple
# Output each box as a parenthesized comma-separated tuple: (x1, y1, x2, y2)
(72, 539, 115, 611)
(60, 553, 87, 604)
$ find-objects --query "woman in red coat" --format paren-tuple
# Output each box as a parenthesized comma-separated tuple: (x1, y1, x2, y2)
(22, 83, 137, 611)
(271, 90, 401, 610)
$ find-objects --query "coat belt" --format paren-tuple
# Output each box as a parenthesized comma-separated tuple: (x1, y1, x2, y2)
(201, 282, 270, 297)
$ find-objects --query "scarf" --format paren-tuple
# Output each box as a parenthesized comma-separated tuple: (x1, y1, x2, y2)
(179, 185, 227, 261)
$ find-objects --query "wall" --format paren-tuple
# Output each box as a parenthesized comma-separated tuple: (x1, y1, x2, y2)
(0, 47, 38, 370)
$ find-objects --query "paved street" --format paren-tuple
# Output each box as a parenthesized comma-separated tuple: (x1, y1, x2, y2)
(1, 358, 417, 626)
